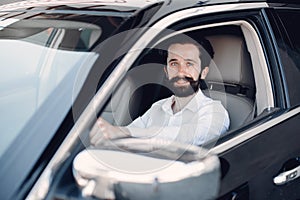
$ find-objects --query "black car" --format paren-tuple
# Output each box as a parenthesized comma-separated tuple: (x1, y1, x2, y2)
(0, 0, 300, 199)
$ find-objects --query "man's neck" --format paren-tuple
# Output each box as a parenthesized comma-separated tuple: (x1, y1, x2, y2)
(172, 93, 196, 114)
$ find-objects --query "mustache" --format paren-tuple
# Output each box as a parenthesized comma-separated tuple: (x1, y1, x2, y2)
(169, 76, 198, 84)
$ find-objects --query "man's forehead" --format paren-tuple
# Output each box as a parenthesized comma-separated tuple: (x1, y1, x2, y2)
(167, 43, 200, 60)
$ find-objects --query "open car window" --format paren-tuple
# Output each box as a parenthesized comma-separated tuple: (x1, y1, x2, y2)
(101, 20, 275, 147)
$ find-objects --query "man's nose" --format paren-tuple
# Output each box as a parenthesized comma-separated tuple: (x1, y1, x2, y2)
(177, 63, 187, 73)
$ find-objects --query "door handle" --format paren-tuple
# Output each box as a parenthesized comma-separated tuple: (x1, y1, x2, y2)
(273, 165, 300, 185)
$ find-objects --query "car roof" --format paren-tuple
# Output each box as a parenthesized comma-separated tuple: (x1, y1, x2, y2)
(1, 0, 298, 13)
(0, 0, 298, 26)
(0, 0, 275, 12)
(0, 0, 161, 12)
(0, 0, 299, 12)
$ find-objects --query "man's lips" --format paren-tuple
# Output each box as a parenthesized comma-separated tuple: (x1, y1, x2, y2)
(175, 79, 189, 85)
(170, 76, 195, 86)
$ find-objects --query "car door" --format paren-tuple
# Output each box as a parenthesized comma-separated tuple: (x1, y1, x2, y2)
(89, 4, 300, 198)
(136, 3, 300, 200)
(215, 5, 300, 200)
(96, 3, 300, 199)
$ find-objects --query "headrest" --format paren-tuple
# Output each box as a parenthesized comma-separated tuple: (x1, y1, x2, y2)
(206, 35, 255, 89)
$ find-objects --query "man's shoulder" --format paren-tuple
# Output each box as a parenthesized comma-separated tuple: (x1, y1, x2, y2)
(142, 95, 173, 114)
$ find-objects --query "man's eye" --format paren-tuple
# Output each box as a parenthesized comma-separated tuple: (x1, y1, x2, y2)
(170, 62, 178, 67)
(187, 62, 194, 67)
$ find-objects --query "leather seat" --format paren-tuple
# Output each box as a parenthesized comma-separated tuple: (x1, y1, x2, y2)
(101, 63, 168, 126)
(101, 75, 137, 126)
(205, 35, 256, 131)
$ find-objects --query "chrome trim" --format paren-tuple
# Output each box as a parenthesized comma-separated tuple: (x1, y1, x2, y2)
(26, 2, 269, 199)
(240, 22, 274, 112)
(273, 164, 300, 185)
(212, 107, 300, 154)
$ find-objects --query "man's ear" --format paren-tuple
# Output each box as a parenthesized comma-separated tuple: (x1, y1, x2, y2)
(201, 66, 209, 79)
(164, 66, 169, 78)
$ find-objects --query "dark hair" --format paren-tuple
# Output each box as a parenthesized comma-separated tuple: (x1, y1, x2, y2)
(161, 33, 214, 68)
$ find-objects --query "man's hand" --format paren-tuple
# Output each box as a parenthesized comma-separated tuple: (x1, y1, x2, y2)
(89, 118, 130, 146)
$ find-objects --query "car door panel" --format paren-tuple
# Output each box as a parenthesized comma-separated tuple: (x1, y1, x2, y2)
(218, 108, 300, 199)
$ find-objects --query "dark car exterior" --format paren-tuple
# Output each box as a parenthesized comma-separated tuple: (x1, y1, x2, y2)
(0, 0, 300, 199)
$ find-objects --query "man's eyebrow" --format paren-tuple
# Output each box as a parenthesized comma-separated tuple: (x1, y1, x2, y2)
(168, 58, 178, 63)
(184, 58, 197, 63)
(168, 58, 197, 63)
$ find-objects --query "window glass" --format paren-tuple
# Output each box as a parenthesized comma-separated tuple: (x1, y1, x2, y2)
(278, 10, 300, 52)
(275, 9, 300, 106)
(0, 16, 125, 159)
(277, 10, 300, 66)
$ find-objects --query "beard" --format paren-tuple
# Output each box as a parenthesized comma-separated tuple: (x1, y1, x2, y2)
(166, 75, 200, 97)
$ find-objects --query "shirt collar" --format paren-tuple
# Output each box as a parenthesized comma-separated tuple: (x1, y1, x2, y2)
(161, 90, 208, 114)
(185, 90, 207, 112)
(162, 95, 174, 115)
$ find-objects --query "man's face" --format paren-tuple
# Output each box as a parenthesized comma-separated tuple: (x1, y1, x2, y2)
(165, 43, 201, 97)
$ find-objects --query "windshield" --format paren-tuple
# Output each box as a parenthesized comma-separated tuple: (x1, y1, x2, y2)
(0, 16, 126, 158)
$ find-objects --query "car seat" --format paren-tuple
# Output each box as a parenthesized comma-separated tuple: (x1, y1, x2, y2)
(204, 35, 256, 131)
(101, 75, 138, 126)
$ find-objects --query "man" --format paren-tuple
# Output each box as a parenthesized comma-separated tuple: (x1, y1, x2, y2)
(90, 34, 230, 146)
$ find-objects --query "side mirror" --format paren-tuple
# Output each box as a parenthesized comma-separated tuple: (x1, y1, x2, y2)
(73, 138, 221, 200)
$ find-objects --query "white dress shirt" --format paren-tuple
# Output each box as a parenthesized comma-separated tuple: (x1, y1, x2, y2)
(127, 90, 230, 145)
